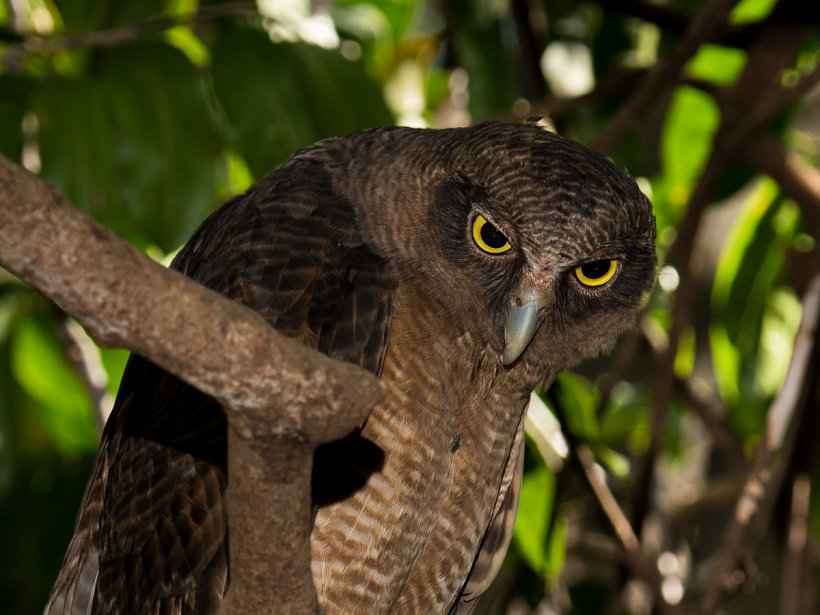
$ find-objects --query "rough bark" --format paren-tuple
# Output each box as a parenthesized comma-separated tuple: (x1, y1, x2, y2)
(0, 153, 383, 614)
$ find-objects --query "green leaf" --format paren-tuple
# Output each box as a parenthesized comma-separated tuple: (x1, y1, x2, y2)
(216, 149, 255, 203)
(36, 42, 224, 251)
(0, 77, 28, 161)
(211, 26, 392, 180)
(51, 0, 104, 31)
(330, 2, 395, 76)
(709, 322, 741, 406)
(513, 465, 555, 575)
(600, 381, 650, 453)
(0, 286, 30, 345)
(554, 371, 600, 441)
(712, 179, 779, 313)
(653, 86, 720, 228)
(336, 0, 417, 43)
(590, 443, 630, 479)
(544, 515, 567, 582)
(731, 0, 779, 22)
(99, 347, 129, 395)
(10, 314, 97, 456)
(685, 44, 746, 86)
(756, 287, 801, 398)
(450, 5, 519, 120)
(708, 180, 804, 435)
(164, 25, 211, 67)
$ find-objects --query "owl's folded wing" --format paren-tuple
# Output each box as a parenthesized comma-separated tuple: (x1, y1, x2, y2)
(45, 151, 396, 615)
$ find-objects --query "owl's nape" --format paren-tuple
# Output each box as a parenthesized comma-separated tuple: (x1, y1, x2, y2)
(45, 121, 655, 615)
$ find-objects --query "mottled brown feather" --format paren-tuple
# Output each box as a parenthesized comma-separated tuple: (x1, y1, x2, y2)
(46, 122, 655, 615)
(46, 149, 396, 615)
(449, 414, 526, 615)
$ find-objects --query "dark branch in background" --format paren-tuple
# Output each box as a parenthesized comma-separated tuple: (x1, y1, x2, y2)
(511, 0, 547, 101)
(0, 154, 383, 615)
(673, 377, 747, 474)
(527, 69, 647, 122)
(597, 0, 693, 36)
(743, 130, 820, 242)
(630, 4, 812, 556)
(0, 1, 257, 72)
(781, 473, 812, 615)
(596, 0, 816, 49)
(700, 274, 820, 613)
(592, 0, 742, 155)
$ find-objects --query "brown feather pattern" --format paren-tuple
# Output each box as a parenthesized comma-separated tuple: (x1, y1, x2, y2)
(45, 122, 655, 615)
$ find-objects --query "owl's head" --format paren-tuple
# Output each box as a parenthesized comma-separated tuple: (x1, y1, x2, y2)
(329, 121, 656, 378)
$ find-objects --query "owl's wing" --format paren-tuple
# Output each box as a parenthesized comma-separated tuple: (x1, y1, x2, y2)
(449, 414, 526, 615)
(45, 152, 396, 615)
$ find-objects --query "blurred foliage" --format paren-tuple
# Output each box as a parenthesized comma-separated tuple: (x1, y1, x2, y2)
(0, 0, 818, 614)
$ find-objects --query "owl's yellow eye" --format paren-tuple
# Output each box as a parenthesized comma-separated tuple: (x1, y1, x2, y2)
(472, 215, 511, 254)
(575, 259, 618, 287)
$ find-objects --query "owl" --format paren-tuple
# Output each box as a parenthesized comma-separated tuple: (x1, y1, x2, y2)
(45, 121, 656, 615)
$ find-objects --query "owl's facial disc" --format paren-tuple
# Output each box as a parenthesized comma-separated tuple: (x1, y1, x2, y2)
(503, 272, 553, 366)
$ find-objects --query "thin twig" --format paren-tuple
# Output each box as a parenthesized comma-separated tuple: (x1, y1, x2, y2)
(780, 474, 811, 615)
(699, 274, 820, 613)
(765, 275, 820, 450)
(575, 444, 677, 614)
(577, 445, 642, 554)
(1, 2, 256, 71)
(54, 312, 114, 432)
(673, 377, 747, 473)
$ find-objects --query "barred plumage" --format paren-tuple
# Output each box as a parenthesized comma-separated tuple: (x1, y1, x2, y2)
(46, 121, 655, 615)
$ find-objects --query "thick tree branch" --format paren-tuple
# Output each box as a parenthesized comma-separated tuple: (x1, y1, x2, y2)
(0, 153, 381, 439)
(0, 153, 383, 614)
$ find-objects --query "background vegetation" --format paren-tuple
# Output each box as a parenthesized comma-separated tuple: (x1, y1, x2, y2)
(0, 0, 818, 613)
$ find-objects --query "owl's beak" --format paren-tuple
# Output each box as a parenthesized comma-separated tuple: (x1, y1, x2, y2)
(502, 281, 551, 366)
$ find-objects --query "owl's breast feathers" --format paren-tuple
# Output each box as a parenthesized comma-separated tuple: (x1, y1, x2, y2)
(45, 122, 655, 615)
(311, 286, 536, 613)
